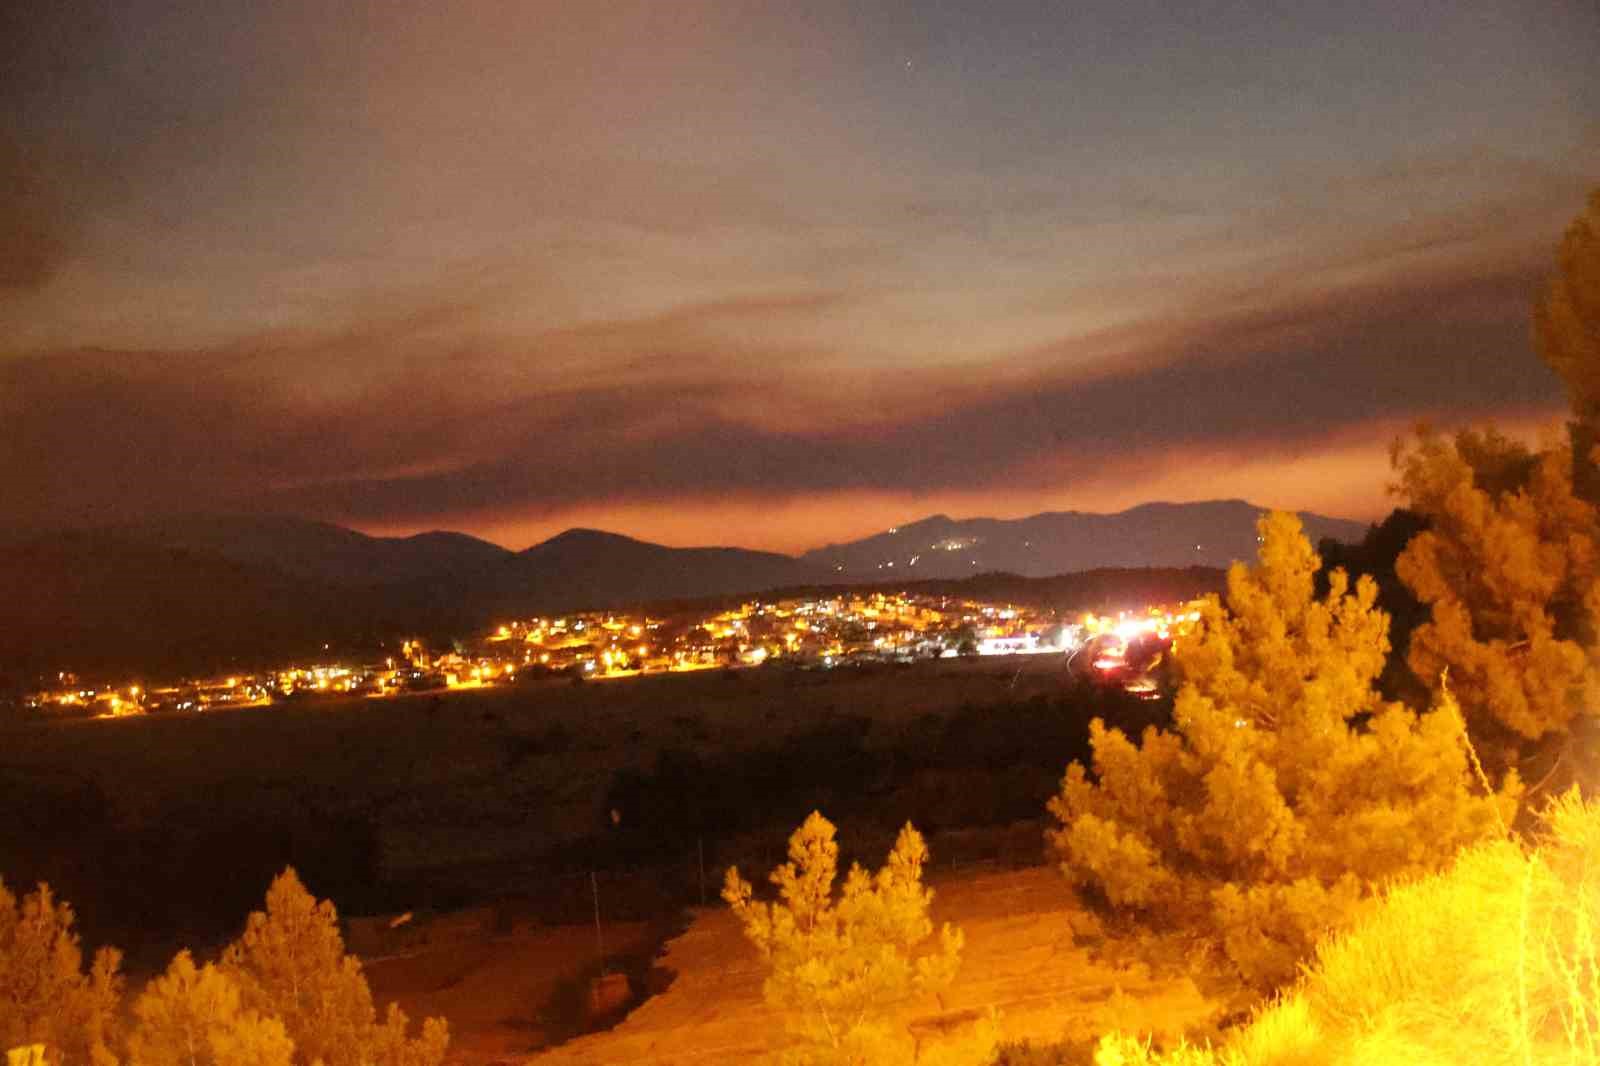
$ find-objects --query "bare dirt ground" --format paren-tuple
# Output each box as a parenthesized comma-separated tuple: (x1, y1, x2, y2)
(364, 918, 656, 1064)
(365, 867, 1223, 1066)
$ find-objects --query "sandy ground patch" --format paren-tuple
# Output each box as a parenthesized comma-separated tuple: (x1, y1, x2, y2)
(527, 866, 1222, 1065)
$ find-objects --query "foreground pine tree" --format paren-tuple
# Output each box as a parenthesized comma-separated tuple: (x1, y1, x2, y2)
(1391, 190, 1600, 769)
(127, 951, 294, 1066)
(1050, 512, 1519, 988)
(1393, 429, 1600, 756)
(220, 869, 447, 1066)
(0, 881, 121, 1066)
(1093, 788, 1600, 1066)
(724, 812, 966, 1065)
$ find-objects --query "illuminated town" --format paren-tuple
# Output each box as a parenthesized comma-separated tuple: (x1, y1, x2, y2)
(18, 592, 1205, 719)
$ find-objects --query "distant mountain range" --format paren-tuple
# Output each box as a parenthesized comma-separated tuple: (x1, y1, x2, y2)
(802, 500, 1368, 580)
(0, 501, 1369, 681)
(487, 528, 820, 611)
(107, 515, 513, 585)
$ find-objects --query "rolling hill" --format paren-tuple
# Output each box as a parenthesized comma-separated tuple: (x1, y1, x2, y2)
(0, 501, 1369, 682)
(108, 515, 512, 584)
(801, 500, 1368, 580)
(0, 523, 828, 681)
(472, 528, 826, 614)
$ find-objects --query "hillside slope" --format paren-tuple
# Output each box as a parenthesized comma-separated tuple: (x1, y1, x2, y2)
(529, 867, 1220, 1065)
(474, 528, 828, 615)
(803, 500, 1367, 579)
(110, 514, 512, 583)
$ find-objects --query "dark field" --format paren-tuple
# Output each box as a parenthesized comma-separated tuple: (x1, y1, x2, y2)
(0, 656, 1168, 969)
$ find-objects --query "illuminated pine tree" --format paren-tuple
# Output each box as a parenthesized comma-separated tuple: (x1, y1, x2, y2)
(1539, 188, 1600, 408)
(1049, 512, 1518, 988)
(220, 869, 447, 1066)
(0, 881, 121, 1066)
(723, 813, 966, 1065)
(1389, 190, 1600, 776)
(1393, 428, 1600, 754)
(127, 950, 294, 1066)
(1535, 187, 1600, 501)
(1087, 789, 1600, 1066)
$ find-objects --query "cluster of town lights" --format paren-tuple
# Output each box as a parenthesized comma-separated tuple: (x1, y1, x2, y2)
(21, 594, 1208, 719)
(1083, 608, 1203, 678)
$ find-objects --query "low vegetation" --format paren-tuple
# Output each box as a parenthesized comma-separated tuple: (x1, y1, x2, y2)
(0, 870, 446, 1066)
(724, 812, 979, 1065)
(1091, 788, 1600, 1066)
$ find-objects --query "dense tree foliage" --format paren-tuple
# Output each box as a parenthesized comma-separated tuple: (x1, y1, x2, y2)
(1316, 508, 1430, 704)
(1091, 788, 1600, 1066)
(0, 881, 121, 1066)
(1389, 190, 1600, 773)
(1, 871, 445, 1066)
(127, 951, 294, 1066)
(724, 812, 966, 1064)
(1392, 429, 1600, 754)
(221, 869, 447, 1066)
(1049, 512, 1517, 988)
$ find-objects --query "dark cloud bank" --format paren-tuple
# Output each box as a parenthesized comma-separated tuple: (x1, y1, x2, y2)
(1, 246, 1565, 544)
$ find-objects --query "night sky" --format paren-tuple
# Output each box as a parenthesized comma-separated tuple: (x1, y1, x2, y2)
(4, 1, 1597, 552)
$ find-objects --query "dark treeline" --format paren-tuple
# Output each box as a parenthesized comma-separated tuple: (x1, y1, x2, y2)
(0, 762, 384, 968)
(590, 683, 1170, 876)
